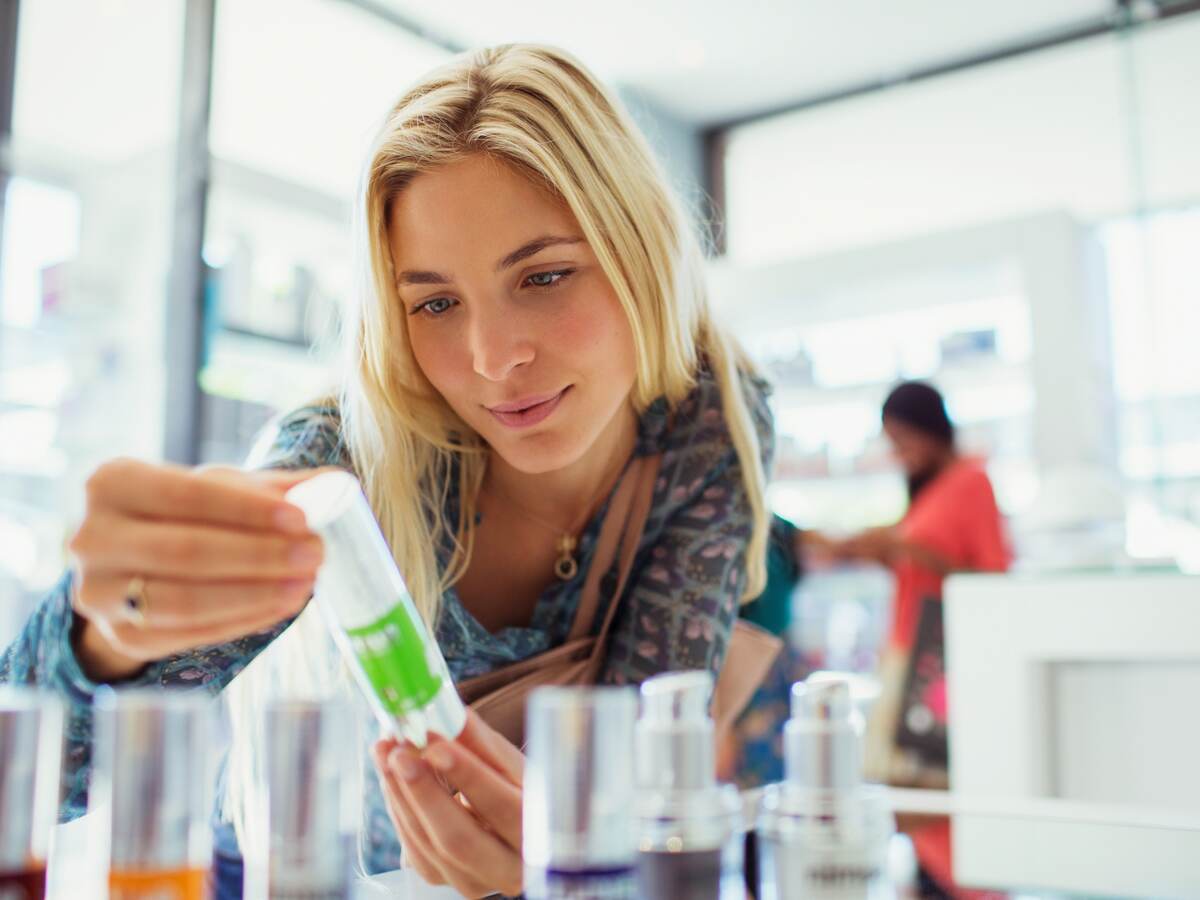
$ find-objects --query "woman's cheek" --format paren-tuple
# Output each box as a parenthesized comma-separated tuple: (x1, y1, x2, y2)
(411, 322, 470, 393)
(553, 288, 631, 361)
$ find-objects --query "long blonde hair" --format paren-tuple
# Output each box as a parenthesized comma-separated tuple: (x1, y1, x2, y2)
(223, 43, 768, 862)
(346, 44, 767, 624)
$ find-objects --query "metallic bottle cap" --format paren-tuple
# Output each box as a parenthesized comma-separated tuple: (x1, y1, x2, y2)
(524, 687, 637, 871)
(785, 676, 864, 792)
(263, 699, 354, 890)
(92, 688, 212, 869)
(0, 689, 63, 868)
(636, 671, 715, 792)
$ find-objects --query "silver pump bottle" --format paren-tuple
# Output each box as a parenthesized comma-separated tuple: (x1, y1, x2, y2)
(634, 671, 745, 900)
(757, 675, 896, 900)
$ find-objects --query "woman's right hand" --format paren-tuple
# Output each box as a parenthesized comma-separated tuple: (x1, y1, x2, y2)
(67, 458, 328, 681)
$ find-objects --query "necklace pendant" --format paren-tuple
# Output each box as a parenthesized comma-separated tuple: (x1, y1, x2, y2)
(554, 534, 578, 581)
(554, 553, 579, 581)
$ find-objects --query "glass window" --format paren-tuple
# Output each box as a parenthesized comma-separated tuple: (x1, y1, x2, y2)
(0, 0, 185, 641)
(200, 0, 450, 462)
(1100, 208, 1200, 559)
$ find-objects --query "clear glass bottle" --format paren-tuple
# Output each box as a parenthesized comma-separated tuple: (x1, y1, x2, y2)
(634, 671, 744, 900)
(0, 688, 63, 900)
(285, 471, 465, 746)
(254, 698, 357, 900)
(523, 687, 638, 899)
(92, 689, 212, 900)
(757, 676, 896, 900)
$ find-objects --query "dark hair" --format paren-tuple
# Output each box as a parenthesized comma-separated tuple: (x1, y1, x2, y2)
(882, 381, 955, 500)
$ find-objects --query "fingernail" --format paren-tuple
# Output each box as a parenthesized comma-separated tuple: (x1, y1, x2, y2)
(391, 748, 422, 783)
(424, 743, 453, 772)
(274, 505, 308, 533)
(290, 541, 323, 566)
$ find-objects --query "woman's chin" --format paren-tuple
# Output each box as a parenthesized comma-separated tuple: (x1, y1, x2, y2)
(485, 429, 588, 476)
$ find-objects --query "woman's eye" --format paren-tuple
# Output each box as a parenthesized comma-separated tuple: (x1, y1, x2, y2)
(525, 269, 573, 288)
(413, 297, 456, 316)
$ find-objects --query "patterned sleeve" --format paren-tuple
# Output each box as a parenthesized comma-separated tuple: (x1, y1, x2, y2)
(601, 370, 775, 686)
(0, 404, 347, 821)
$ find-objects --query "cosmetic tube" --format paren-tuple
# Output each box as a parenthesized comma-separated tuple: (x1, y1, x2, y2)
(286, 471, 465, 746)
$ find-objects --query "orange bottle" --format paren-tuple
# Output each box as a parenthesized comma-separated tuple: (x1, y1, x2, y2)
(92, 691, 214, 900)
(108, 867, 208, 900)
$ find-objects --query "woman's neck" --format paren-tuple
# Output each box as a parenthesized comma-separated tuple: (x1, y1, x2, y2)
(934, 447, 960, 473)
(485, 403, 639, 531)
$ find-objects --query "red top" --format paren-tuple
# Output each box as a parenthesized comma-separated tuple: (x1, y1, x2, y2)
(889, 458, 1010, 649)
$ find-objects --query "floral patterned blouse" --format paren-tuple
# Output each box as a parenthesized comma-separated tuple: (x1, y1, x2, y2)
(1, 366, 773, 877)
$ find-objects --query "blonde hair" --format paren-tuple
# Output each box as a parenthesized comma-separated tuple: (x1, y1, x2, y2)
(223, 43, 768, 862)
(347, 43, 767, 624)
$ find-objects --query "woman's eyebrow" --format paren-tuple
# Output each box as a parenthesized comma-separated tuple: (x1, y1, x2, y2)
(495, 235, 583, 272)
(395, 235, 583, 287)
(397, 269, 452, 286)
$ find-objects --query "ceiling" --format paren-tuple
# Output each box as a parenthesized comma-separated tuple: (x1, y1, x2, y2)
(377, 0, 1116, 125)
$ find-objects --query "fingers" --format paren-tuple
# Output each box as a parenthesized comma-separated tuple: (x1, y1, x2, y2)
(456, 709, 525, 787)
(375, 740, 523, 898)
(424, 737, 523, 851)
(397, 748, 521, 896)
(372, 742, 444, 888)
(71, 516, 323, 581)
(66, 460, 337, 668)
(76, 572, 313, 630)
(84, 459, 318, 534)
(91, 593, 309, 663)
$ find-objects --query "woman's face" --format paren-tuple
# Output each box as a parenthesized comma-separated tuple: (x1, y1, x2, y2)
(389, 153, 638, 475)
(882, 415, 944, 477)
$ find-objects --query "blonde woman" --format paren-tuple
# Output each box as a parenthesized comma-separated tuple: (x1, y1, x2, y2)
(0, 45, 773, 897)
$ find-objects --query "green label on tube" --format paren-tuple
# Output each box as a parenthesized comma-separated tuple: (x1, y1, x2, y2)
(345, 602, 443, 716)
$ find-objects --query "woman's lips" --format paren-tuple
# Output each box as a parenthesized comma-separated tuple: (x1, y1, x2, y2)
(486, 387, 570, 429)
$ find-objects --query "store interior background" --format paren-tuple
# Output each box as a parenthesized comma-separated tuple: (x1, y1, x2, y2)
(7, 0, 1197, 665)
(2, 0, 1199, 835)
(2, 0, 1199, 894)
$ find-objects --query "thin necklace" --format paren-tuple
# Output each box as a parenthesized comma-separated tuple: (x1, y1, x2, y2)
(486, 458, 630, 582)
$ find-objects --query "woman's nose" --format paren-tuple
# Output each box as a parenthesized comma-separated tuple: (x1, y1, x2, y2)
(469, 307, 535, 382)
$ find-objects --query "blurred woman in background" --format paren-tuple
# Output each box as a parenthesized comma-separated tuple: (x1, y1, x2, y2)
(839, 380, 1010, 654)
(838, 380, 1010, 898)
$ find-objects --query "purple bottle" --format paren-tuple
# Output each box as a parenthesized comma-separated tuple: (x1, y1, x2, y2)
(523, 687, 638, 899)
(634, 672, 745, 900)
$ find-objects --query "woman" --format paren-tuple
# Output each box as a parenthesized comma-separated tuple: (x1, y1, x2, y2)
(838, 380, 1010, 653)
(0, 45, 773, 898)
(838, 380, 1009, 899)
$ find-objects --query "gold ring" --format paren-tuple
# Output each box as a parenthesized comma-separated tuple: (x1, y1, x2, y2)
(123, 576, 149, 628)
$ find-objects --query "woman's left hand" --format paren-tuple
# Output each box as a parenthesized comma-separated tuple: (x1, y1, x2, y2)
(372, 710, 524, 898)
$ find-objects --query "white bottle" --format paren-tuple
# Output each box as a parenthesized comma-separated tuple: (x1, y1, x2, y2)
(286, 471, 465, 746)
(757, 676, 896, 900)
